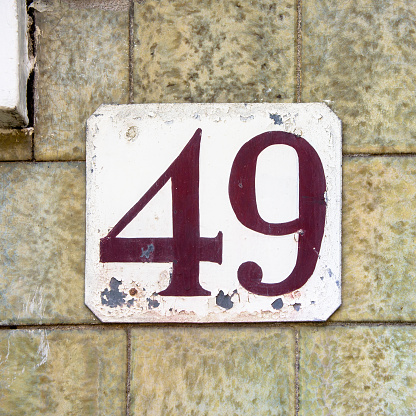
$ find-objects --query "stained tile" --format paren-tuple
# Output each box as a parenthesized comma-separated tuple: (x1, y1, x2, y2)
(133, 0, 296, 104)
(302, 0, 416, 153)
(299, 326, 416, 414)
(0, 128, 32, 161)
(130, 327, 295, 415)
(332, 157, 416, 321)
(0, 329, 126, 415)
(34, 0, 129, 160)
(0, 162, 97, 324)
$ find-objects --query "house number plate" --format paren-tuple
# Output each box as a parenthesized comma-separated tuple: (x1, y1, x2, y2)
(85, 103, 342, 322)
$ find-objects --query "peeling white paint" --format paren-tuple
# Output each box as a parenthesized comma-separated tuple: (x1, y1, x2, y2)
(34, 330, 49, 369)
(0, 336, 11, 369)
(22, 286, 46, 320)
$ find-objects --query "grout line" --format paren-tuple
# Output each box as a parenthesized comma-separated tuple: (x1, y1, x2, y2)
(31, 130, 35, 161)
(295, 329, 300, 416)
(26, 0, 36, 129)
(2, 152, 416, 164)
(126, 328, 132, 416)
(0, 159, 87, 164)
(3, 321, 416, 331)
(28, 0, 37, 161)
(343, 152, 416, 158)
(296, 0, 302, 103)
(128, 0, 134, 104)
(0, 323, 127, 331)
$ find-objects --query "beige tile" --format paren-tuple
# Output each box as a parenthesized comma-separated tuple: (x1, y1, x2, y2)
(0, 328, 126, 415)
(302, 0, 416, 153)
(0, 162, 97, 324)
(299, 326, 416, 414)
(130, 327, 295, 415)
(133, 0, 296, 104)
(331, 157, 416, 321)
(34, 0, 129, 160)
(0, 129, 32, 161)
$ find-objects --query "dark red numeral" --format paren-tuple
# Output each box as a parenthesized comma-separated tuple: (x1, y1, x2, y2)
(229, 131, 326, 296)
(100, 129, 223, 296)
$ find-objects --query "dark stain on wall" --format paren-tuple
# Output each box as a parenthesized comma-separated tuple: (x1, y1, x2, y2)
(101, 277, 127, 307)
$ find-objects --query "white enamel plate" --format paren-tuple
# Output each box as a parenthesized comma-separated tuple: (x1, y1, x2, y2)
(85, 103, 342, 322)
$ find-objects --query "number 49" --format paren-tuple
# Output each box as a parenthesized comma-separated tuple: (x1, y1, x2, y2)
(100, 129, 326, 297)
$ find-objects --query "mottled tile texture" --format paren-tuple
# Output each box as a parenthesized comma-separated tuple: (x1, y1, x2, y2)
(0, 129, 32, 161)
(300, 327, 416, 414)
(303, 0, 416, 152)
(4, 1, 416, 414)
(133, 0, 296, 103)
(130, 327, 295, 415)
(332, 157, 416, 321)
(34, 0, 129, 160)
(0, 162, 96, 324)
(0, 329, 126, 415)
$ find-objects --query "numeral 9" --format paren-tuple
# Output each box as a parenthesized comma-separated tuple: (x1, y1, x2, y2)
(229, 131, 326, 296)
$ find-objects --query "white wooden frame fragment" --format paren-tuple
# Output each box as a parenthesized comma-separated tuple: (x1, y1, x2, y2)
(0, 0, 31, 128)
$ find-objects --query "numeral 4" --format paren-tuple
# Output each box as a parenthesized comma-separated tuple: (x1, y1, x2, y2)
(100, 129, 223, 296)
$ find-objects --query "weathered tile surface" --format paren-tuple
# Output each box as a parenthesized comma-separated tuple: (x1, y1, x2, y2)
(133, 0, 296, 103)
(130, 327, 295, 415)
(0, 329, 126, 415)
(300, 326, 416, 414)
(34, 0, 129, 160)
(0, 128, 32, 161)
(0, 162, 97, 324)
(332, 157, 416, 321)
(302, 0, 416, 153)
